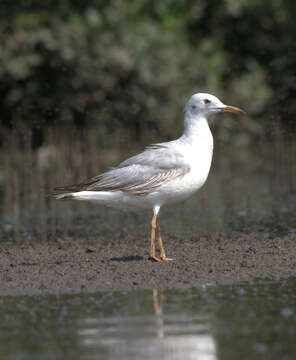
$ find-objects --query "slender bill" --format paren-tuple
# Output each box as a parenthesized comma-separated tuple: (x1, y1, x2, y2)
(221, 105, 245, 115)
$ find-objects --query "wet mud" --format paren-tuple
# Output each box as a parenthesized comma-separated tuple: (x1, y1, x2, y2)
(0, 231, 295, 295)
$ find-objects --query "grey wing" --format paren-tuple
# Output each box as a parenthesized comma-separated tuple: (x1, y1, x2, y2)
(54, 144, 189, 195)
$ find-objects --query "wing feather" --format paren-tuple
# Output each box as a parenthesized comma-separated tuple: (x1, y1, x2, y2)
(54, 142, 189, 196)
(82, 165, 188, 195)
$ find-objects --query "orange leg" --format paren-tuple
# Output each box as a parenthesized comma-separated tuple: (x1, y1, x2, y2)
(149, 213, 161, 262)
(156, 218, 174, 261)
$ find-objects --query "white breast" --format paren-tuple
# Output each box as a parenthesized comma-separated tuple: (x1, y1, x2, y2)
(145, 124, 214, 208)
(71, 115, 214, 211)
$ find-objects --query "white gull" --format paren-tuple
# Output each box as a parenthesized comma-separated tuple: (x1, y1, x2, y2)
(52, 93, 245, 261)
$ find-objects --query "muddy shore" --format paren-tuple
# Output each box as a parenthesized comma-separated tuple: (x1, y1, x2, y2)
(0, 231, 295, 296)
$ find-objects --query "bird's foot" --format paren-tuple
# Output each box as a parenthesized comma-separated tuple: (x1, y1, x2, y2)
(161, 256, 174, 261)
(149, 255, 162, 262)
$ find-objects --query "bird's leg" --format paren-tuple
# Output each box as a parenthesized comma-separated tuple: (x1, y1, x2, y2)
(149, 213, 161, 262)
(156, 219, 174, 261)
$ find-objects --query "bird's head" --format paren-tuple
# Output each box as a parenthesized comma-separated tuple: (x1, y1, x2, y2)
(184, 93, 245, 117)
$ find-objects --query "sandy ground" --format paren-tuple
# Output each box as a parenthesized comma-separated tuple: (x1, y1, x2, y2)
(0, 231, 295, 296)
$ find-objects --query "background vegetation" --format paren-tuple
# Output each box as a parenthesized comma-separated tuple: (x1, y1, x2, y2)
(1, 0, 295, 241)
(0, 0, 295, 148)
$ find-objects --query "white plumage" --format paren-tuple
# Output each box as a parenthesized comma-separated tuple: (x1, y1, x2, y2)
(53, 93, 245, 261)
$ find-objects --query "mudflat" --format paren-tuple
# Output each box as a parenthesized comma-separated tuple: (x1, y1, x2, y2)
(0, 232, 295, 296)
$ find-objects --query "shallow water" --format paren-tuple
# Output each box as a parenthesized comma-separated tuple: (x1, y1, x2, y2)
(1, 278, 296, 359)
(0, 116, 296, 241)
(1, 138, 296, 242)
(1, 124, 296, 359)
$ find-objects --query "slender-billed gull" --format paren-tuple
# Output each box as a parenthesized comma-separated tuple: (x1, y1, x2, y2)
(52, 93, 245, 261)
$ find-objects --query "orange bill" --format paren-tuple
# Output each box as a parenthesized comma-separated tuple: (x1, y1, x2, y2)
(221, 105, 245, 115)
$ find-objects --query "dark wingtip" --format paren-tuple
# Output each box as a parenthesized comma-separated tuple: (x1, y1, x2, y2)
(47, 192, 74, 200)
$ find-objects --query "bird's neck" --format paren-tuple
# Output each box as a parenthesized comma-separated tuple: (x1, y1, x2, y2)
(180, 113, 213, 145)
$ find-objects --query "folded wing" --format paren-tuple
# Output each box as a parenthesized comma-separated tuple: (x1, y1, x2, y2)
(54, 143, 189, 196)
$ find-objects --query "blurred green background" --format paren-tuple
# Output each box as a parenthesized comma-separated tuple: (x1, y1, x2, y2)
(1, 0, 295, 145)
(0, 0, 295, 240)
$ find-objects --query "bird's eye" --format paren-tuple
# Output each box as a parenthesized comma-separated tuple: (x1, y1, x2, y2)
(204, 99, 211, 104)
(191, 105, 197, 109)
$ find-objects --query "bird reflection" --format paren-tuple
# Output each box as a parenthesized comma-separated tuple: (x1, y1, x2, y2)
(153, 289, 164, 338)
(77, 290, 217, 360)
